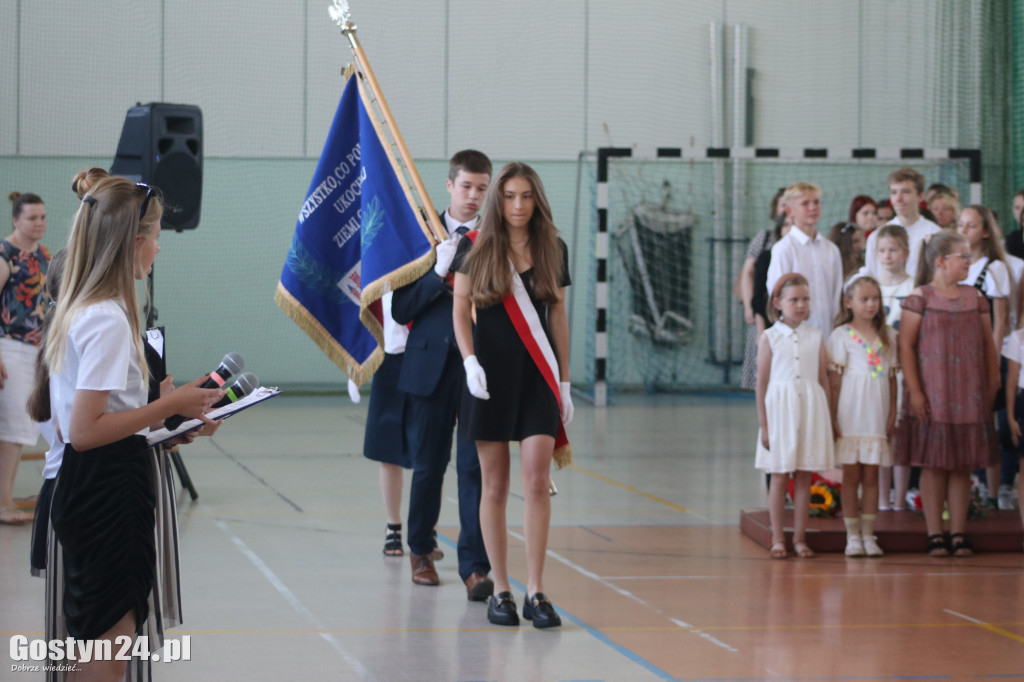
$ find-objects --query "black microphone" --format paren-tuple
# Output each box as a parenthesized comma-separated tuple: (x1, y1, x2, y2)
(200, 352, 245, 389)
(163, 353, 245, 431)
(164, 372, 259, 431)
(210, 372, 259, 409)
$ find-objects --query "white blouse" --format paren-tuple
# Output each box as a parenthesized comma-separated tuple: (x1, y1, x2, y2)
(50, 300, 148, 444)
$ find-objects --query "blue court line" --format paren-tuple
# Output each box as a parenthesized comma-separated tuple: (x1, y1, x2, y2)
(671, 671, 1024, 675)
(578, 525, 614, 542)
(505, 575, 677, 681)
(436, 532, 676, 681)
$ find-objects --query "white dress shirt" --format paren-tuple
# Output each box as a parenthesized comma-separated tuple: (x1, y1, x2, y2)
(765, 227, 844, 339)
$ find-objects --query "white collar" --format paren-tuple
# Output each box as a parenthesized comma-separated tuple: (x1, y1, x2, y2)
(443, 210, 479, 236)
(788, 227, 817, 245)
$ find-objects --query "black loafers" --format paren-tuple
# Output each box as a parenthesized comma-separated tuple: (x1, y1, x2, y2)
(487, 591, 519, 626)
(523, 592, 561, 629)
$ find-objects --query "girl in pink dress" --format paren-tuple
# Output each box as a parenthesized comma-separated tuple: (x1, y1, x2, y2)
(893, 231, 999, 557)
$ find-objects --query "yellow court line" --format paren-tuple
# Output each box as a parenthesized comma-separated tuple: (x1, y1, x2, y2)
(597, 621, 1024, 635)
(569, 463, 689, 512)
(978, 623, 1024, 644)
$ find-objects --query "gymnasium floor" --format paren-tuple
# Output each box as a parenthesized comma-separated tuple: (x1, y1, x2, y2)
(2, 393, 1023, 681)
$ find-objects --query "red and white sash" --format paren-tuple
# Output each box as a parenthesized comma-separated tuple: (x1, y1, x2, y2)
(462, 230, 571, 468)
(501, 263, 572, 468)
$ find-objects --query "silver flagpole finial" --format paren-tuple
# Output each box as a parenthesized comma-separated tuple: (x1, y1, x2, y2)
(328, 0, 352, 28)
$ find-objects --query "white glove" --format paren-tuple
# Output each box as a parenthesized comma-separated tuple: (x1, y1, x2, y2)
(347, 378, 361, 404)
(433, 233, 461, 277)
(559, 381, 573, 425)
(464, 355, 490, 400)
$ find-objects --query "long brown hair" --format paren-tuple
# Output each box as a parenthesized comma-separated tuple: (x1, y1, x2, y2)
(833, 274, 891, 348)
(960, 204, 1006, 264)
(463, 162, 563, 306)
(27, 249, 67, 422)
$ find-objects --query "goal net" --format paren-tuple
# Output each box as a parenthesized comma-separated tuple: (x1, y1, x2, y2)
(596, 148, 976, 394)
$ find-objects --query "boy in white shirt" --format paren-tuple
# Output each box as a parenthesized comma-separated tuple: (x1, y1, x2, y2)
(765, 182, 843, 339)
(865, 167, 941, 279)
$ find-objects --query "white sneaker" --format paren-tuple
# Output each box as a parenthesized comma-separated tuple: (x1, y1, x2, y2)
(998, 485, 1016, 511)
(862, 535, 884, 557)
(845, 534, 866, 557)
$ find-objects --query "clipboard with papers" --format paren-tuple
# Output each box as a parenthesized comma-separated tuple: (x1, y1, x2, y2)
(146, 386, 282, 447)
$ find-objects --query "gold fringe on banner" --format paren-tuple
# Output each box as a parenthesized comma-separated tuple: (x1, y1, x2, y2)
(553, 443, 573, 470)
(274, 283, 383, 386)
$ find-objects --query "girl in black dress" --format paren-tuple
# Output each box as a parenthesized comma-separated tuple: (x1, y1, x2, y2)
(453, 162, 571, 628)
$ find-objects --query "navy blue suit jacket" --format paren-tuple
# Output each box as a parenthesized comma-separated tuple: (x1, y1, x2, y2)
(391, 213, 460, 398)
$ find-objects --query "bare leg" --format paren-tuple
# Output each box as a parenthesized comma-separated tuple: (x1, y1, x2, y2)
(792, 470, 813, 555)
(893, 464, 911, 510)
(861, 465, 880, 516)
(477, 441, 511, 594)
(1018, 458, 1024, 531)
(878, 465, 892, 509)
(919, 467, 948, 537)
(767, 473, 788, 548)
(985, 463, 1001, 504)
(841, 464, 862, 519)
(520, 434, 555, 597)
(946, 471, 972, 536)
(379, 462, 403, 525)
(66, 609, 135, 682)
(0, 440, 31, 523)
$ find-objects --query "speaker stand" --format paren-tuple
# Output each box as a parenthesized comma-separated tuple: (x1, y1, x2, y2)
(146, 266, 199, 500)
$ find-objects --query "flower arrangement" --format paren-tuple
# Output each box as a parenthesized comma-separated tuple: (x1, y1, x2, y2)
(787, 473, 843, 518)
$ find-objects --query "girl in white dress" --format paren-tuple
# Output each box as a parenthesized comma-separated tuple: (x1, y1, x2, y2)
(827, 275, 898, 557)
(756, 273, 835, 559)
(873, 225, 913, 511)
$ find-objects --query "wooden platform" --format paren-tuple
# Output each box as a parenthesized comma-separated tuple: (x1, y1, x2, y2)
(740, 508, 1024, 553)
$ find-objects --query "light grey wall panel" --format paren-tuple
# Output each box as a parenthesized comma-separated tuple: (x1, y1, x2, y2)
(728, 1, 861, 148)
(0, 2, 17, 155)
(165, 0, 305, 157)
(448, 0, 586, 160)
(305, 1, 446, 160)
(587, 0, 720, 150)
(859, 0, 943, 148)
(19, 2, 162, 157)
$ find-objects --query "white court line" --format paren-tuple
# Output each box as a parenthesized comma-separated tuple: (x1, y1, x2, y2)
(507, 530, 653, 608)
(944, 609, 986, 625)
(215, 519, 378, 682)
(670, 618, 739, 653)
(508, 530, 739, 655)
(604, 570, 1024, 581)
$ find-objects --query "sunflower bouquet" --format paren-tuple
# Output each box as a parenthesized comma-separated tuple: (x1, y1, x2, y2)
(786, 473, 843, 518)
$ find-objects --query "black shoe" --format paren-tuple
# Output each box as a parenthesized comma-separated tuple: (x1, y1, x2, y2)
(523, 592, 561, 629)
(487, 591, 519, 626)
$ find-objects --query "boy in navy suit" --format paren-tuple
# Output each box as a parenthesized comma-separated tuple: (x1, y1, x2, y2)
(392, 150, 493, 600)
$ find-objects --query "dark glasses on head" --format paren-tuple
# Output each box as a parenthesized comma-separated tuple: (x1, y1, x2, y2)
(137, 183, 155, 221)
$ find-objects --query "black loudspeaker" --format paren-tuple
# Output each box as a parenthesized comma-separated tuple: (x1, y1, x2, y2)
(110, 103, 203, 231)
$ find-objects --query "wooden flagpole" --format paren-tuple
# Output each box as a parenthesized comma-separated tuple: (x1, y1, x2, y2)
(330, 1, 448, 244)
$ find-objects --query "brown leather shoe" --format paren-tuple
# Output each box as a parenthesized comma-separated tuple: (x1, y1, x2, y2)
(463, 572, 494, 602)
(410, 553, 439, 586)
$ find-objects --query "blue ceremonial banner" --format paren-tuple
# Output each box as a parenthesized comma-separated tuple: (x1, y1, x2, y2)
(276, 66, 436, 383)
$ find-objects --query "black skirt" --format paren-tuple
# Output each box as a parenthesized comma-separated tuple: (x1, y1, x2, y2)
(465, 300, 560, 442)
(50, 435, 156, 641)
(363, 352, 412, 468)
(29, 476, 56, 576)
